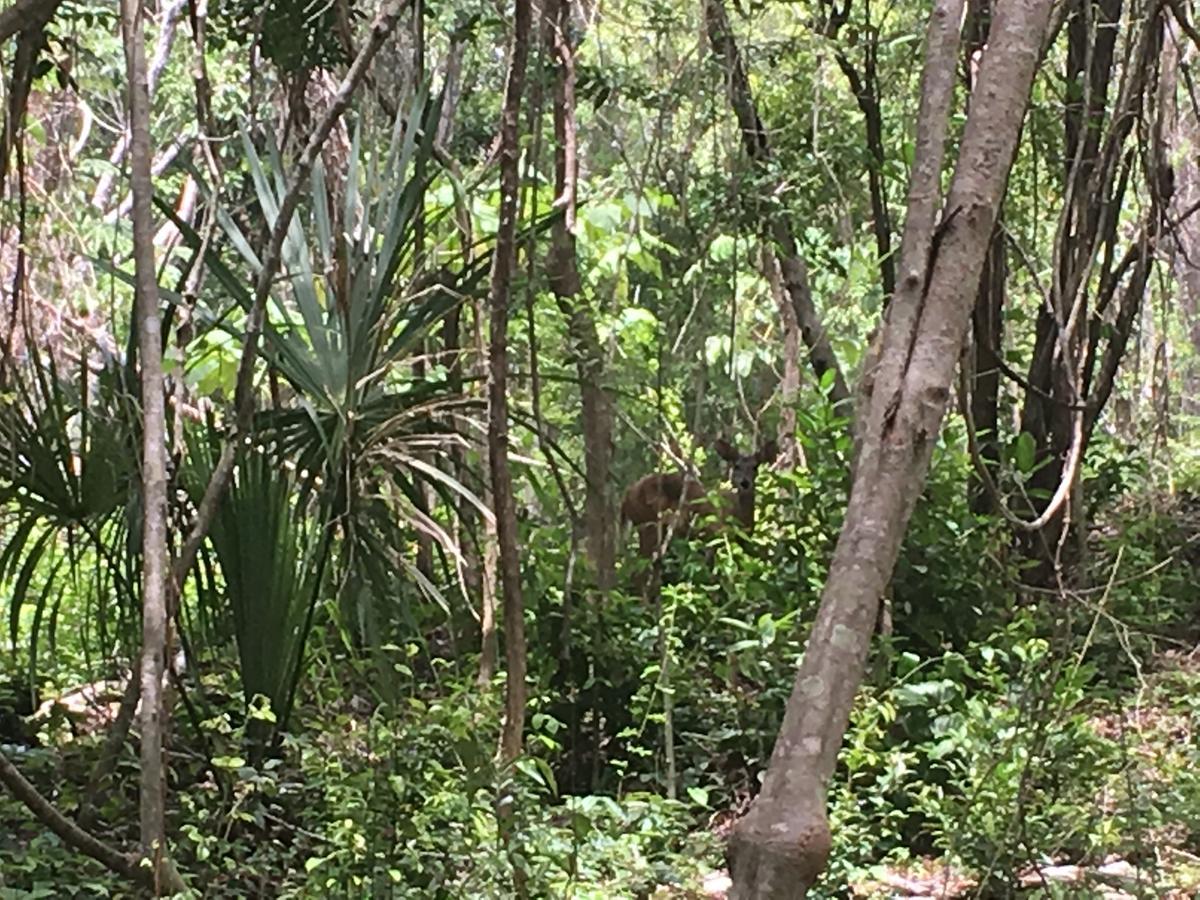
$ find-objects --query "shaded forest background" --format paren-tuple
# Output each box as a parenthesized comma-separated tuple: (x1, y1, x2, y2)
(2, 0, 1200, 896)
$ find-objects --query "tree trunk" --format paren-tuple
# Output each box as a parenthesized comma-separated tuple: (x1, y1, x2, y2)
(488, 0, 533, 766)
(822, 6, 895, 302)
(727, 0, 1052, 893)
(962, 0, 1006, 515)
(93, 0, 188, 212)
(968, 223, 1006, 514)
(1017, 0, 1128, 584)
(1166, 24, 1200, 415)
(545, 0, 616, 592)
(0, 0, 62, 42)
(73, 0, 406, 842)
(121, 0, 173, 880)
(0, 0, 63, 204)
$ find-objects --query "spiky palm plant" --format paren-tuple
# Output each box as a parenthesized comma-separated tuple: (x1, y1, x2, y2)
(171, 91, 495, 730)
(0, 349, 141, 685)
(183, 427, 322, 748)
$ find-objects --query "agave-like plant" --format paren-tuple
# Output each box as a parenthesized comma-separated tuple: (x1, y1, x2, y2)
(169, 89, 495, 720)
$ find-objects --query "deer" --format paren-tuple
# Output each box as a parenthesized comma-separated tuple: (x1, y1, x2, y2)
(620, 437, 779, 561)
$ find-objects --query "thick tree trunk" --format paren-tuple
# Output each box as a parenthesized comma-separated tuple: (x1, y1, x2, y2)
(121, 0, 173, 879)
(488, 0, 533, 766)
(545, 0, 616, 591)
(727, 0, 1052, 893)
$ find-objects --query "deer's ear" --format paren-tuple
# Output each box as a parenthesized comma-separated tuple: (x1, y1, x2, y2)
(713, 438, 738, 462)
(756, 440, 779, 463)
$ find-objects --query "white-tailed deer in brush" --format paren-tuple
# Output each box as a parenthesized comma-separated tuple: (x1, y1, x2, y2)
(621, 438, 778, 560)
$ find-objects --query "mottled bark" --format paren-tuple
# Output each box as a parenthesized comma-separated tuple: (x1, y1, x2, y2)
(120, 0, 175, 884)
(963, 0, 1006, 515)
(728, 0, 1052, 893)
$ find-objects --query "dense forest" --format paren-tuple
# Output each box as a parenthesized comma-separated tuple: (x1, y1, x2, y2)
(2, 0, 1200, 896)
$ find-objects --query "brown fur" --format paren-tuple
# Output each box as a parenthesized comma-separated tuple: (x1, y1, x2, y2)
(621, 439, 778, 560)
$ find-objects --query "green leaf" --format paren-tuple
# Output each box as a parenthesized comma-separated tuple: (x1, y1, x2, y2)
(1014, 432, 1036, 473)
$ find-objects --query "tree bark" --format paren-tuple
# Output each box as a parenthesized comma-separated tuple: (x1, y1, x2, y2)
(704, 0, 852, 415)
(968, 224, 1006, 514)
(0, 0, 61, 42)
(488, 0, 532, 766)
(544, 0, 616, 591)
(121, 0, 175, 884)
(821, 2, 896, 301)
(964, 0, 1006, 515)
(71, 0, 407, 833)
(727, 0, 1052, 893)
(1166, 23, 1200, 414)
(1015, 0, 1158, 584)
(0, 0, 63, 201)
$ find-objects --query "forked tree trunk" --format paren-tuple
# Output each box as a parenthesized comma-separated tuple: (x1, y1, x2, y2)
(727, 0, 1053, 894)
(488, 0, 533, 766)
(121, 0, 178, 887)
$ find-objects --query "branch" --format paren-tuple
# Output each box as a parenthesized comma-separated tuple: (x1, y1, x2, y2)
(821, 1, 895, 298)
(172, 0, 409, 589)
(91, 0, 189, 211)
(703, 0, 852, 413)
(0, 0, 60, 42)
(0, 749, 186, 893)
(0, 0, 63, 198)
(853, 0, 964, 457)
